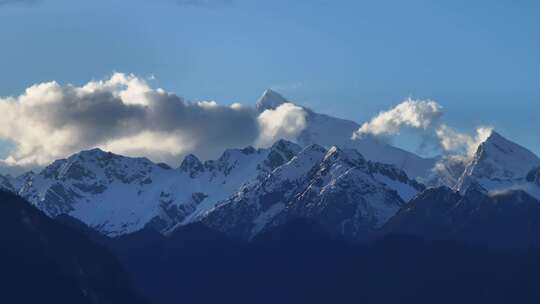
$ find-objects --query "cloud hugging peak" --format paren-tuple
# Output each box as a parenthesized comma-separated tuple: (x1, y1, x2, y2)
(353, 98, 492, 158)
(0, 73, 307, 173)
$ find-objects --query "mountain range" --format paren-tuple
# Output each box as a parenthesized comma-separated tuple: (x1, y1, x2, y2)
(2, 89, 540, 304)
(1, 90, 539, 248)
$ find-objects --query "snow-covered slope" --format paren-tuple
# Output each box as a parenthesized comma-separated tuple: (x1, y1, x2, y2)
(16, 140, 301, 236)
(201, 145, 424, 240)
(456, 131, 540, 194)
(257, 89, 437, 181)
(9, 131, 425, 239)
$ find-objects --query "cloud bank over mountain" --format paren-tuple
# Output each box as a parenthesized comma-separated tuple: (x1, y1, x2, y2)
(0, 72, 497, 176)
(0, 73, 306, 173)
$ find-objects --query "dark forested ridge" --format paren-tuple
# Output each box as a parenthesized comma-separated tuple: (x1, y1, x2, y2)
(61, 217, 540, 304)
(0, 190, 148, 304)
(5, 189, 540, 304)
(381, 185, 540, 250)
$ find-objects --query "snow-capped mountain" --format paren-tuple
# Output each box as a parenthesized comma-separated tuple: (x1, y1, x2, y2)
(456, 131, 540, 194)
(256, 89, 437, 181)
(15, 140, 301, 236)
(3, 90, 539, 240)
(8, 133, 424, 239)
(201, 144, 424, 240)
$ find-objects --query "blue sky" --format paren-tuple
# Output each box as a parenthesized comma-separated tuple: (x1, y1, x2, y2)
(0, 0, 539, 157)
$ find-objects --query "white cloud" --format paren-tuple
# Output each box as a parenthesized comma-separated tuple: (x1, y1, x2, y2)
(352, 98, 443, 139)
(99, 131, 195, 164)
(0, 73, 275, 172)
(256, 103, 307, 148)
(353, 97, 493, 160)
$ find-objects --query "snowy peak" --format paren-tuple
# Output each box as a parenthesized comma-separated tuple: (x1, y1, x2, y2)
(483, 130, 512, 146)
(457, 131, 540, 192)
(323, 146, 366, 168)
(18, 148, 160, 220)
(256, 89, 288, 112)
(179, 154, 204, 177)
(270, 138, 302, 156)
(474, 131, 540, 178)
(212, 146, 258, 175)
(265, 139, 302, 171)
(40, 148, 155, 184)
(268, 144, 327, 184)
(204, 140, 301, 178)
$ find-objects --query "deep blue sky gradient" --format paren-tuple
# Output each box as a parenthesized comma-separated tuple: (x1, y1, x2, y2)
(0, 0, 539, 155)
